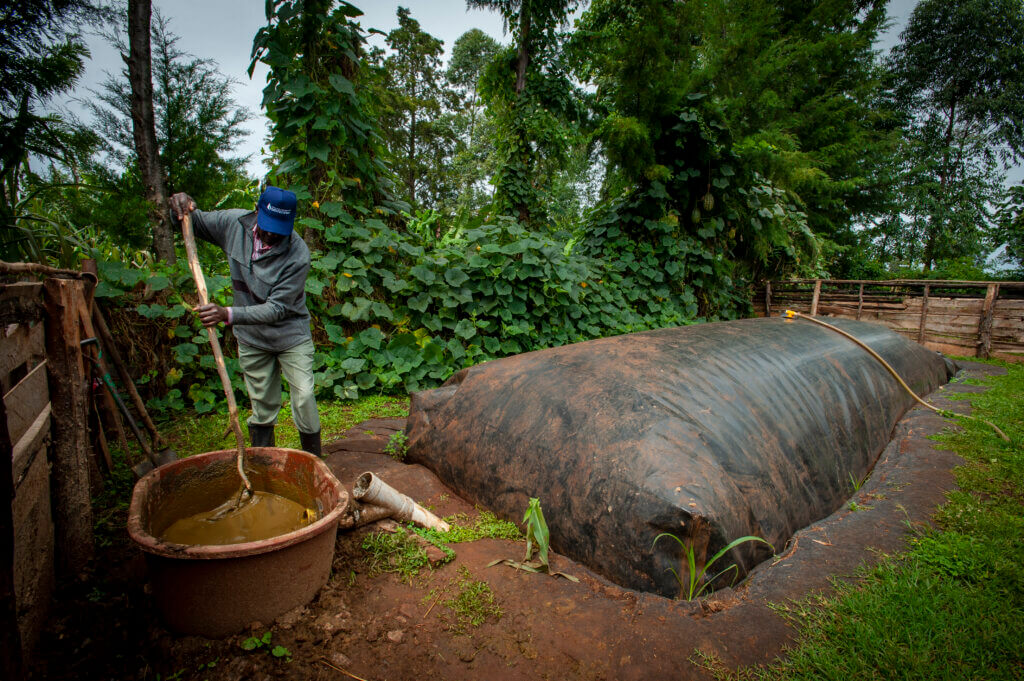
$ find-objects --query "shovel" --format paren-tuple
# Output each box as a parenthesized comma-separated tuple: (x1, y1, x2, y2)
(180, 212, 253, 500)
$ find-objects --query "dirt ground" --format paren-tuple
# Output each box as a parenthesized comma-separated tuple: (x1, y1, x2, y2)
(27, 361, 1003, 681)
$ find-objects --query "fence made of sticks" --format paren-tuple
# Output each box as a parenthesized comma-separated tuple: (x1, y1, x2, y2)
(755, 279, 1024, 363)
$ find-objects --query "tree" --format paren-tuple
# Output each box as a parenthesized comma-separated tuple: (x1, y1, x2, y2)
(86, 9, 253, 247)
(250, 0, 404, 252)
(994, 184, 1024, 274)
(373, 7, 454, 210)
(124, 0, 175, 263)
(570, 0, 895, 276)
(0, 0, 106, 263)
(468, 0, 581, 224)
(884, 0, 1024, 270)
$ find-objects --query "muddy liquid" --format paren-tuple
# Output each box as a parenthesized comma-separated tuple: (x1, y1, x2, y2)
(159, 491, 316, 546)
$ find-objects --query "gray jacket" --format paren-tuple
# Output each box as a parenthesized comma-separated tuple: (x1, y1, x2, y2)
(189, 208, 312, 353)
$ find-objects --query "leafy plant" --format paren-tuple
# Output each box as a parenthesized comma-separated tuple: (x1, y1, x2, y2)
(240, 631, 291, 661)
(240, 631, 271, 651)
(652, 532, 773, 600)
(383, 430, 408, 461)
(487, 497, 578, 581)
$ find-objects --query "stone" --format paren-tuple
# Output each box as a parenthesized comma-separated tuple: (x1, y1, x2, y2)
(387, 629, 404, 643)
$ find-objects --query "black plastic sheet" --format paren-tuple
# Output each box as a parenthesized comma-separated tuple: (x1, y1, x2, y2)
(406, 317, 951, 597)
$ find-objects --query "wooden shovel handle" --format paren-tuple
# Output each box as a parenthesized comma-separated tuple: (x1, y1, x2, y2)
(181, 213, 252, 492)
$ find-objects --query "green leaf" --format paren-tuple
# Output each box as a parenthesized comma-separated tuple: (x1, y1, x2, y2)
(340, 357, 367, 372)
(328, 74, 355, 96)
(410, 265, 435, 285)
(445, 268, 469, 286)
(454, 319, 476, 339)
(359, 327, 385, 350)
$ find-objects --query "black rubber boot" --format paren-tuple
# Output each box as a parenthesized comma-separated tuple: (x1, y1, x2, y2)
(299, 430, 322, 457)
(248, 423, 275, 448)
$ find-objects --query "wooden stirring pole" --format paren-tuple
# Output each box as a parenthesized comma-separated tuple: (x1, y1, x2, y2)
(181, 213, 253, 495)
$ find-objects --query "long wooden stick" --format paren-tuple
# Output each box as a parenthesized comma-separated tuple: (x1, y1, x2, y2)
(181, 214, 252, 493)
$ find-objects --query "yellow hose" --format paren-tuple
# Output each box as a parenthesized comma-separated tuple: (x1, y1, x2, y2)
(784, 311, 1009, 442)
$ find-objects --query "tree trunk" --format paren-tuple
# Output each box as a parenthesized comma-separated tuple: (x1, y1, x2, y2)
(124, 0, 175, 264)
(514, 10, 532, 96)
(408, 109, 417, 205)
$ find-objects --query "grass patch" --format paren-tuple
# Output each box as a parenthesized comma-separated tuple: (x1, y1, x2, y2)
(433, 566, 503, 633)
(362, 510, 523, 582)
(149, 394, 409, 457)
(725, 361, 1024, 681)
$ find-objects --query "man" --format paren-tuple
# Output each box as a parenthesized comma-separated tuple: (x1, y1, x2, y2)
(168, 186, 321, 456)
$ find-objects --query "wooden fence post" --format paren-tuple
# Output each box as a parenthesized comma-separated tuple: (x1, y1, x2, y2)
(977, 283, 999, 359)
(42, 279, 94, 575)
(917, 284, 930, 343)
(764, 281, 772, 317)
(856, 283, 864, 320)
(810, 279, 822, 316)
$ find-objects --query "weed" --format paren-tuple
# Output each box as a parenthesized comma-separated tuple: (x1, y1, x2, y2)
(384, 430, 409, 461)
(487, 498, 579, 581)
(362, 527, 440, 582)
(653, 532, 773, 600)
(362, 510, 524, 582)
(241, 631, 291, 662)
(240, 631, 272, 651)
(150, 394, 409, 458)
(442, 566, 502, 633)
(848, 471, 868, 492)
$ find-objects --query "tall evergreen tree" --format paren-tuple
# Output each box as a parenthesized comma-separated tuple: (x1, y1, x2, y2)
(882, 0, 1024, 271)
(373, 7, 454, 210)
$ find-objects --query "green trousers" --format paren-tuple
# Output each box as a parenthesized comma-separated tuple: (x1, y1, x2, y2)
(237, 339, 320, 434)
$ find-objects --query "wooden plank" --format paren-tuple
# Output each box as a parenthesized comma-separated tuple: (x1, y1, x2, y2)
(0, 323, 44, 384)
(921, 280, 929, 346)
(977, 284, 999, 359)
(809, 280, 821, 315)
(0, 282, 44, 329)
(856, 283, 864, 320)
(778, 278, 1024, 288)
(42, 278, 93, 575)
(11, 404, 50, 487)
(3, 362, 47, 445)
(0, 386, 24, 681)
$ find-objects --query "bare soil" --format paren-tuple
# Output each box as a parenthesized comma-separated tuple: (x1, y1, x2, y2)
(27, 362, 1001, 681)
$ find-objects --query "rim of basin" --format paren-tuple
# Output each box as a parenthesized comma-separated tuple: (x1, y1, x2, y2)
(127, 447, 349, 560)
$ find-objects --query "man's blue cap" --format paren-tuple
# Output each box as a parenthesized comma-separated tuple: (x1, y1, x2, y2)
(256, 186, 297, 235)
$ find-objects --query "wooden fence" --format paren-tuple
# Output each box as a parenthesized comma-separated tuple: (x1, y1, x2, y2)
(755, 279, 1024, 363)
(1, 269, 99, 677)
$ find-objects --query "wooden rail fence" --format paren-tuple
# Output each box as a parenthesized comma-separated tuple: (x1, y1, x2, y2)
(755, 279, 1024, 363)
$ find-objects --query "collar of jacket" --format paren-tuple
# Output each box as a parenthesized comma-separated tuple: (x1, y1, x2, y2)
(239, 211, 292, 261)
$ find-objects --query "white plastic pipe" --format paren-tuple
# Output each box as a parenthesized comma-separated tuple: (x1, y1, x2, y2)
(353, 472, 450, 532)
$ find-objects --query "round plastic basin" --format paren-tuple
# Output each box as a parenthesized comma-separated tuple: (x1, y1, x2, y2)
(128, 447, 348, 637)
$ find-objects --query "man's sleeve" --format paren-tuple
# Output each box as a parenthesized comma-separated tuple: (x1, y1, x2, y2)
(177, 209, 236, 250)
(231, 259, 310, 325)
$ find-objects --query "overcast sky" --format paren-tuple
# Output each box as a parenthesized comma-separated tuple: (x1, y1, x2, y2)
(61, 0, 1020, 184)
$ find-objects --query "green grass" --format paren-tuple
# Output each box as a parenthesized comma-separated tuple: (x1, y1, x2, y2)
(150, 394, 409, 457)
(439, 566, 503, 633)
(713, 361, 1024, 681)
(361, 511, 523, 582)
